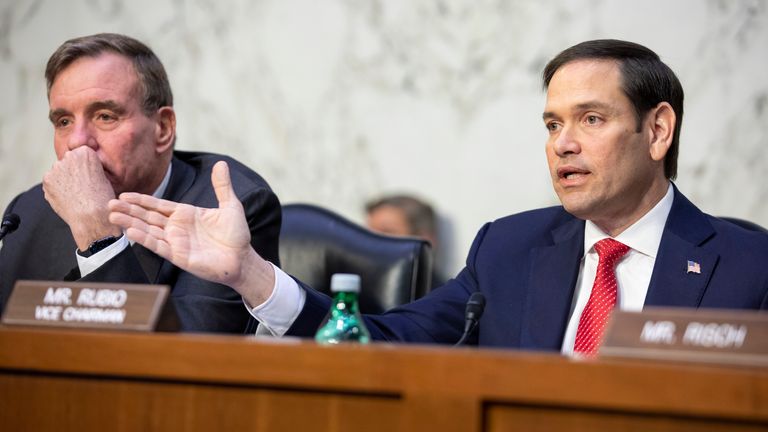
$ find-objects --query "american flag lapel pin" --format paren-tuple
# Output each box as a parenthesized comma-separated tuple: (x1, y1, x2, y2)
(686, 260, 701, 274)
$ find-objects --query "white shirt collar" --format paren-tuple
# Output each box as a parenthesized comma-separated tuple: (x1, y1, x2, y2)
(152, 163, 173, 199)
(121, 163, 171, 248)
(583, 183, 674, 259)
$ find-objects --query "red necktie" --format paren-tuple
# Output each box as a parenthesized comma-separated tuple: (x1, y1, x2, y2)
(573, 238, 630, 356)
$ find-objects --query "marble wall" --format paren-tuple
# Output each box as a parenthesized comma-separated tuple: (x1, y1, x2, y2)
(1, 0, 767, 275)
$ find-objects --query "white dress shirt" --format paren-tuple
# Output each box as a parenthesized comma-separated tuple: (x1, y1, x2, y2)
(249, 184, 676, 345)
(246, 264, 306, 336)
(76, 164, 172, 277)
(560, 183, 674, 355)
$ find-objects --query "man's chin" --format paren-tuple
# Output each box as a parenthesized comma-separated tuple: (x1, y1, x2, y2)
(558, 194, 596, 220)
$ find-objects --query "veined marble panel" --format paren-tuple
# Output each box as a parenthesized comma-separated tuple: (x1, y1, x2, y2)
(1, 0, 766, 274)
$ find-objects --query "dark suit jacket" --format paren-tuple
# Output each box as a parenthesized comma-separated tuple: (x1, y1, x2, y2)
(0, 151, 281, 333)
(289, 187, 768, 350)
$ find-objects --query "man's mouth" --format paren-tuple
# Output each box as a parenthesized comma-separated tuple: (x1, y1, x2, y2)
(557, 166, 592, 188)
(557, 167, 590, 182)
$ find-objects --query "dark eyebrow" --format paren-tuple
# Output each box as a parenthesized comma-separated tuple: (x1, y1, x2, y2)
(48, 108, 69, 124)
(542, 101, 617, 122)
(87, 100, 126, 116)
(574, 101, 617, 115)
(48, 100, 127, 124)
(542, 111, 559, 121)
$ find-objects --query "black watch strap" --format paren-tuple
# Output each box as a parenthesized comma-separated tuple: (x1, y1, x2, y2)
(78, 234, 122, 258)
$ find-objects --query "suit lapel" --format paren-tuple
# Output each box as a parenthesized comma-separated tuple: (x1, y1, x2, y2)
(520, 217, 584, 350)
(132, 156, 196, 283)
(163, 155, 196, 202)
(645, 187, 718, 308)
(132, 243, 164, 283)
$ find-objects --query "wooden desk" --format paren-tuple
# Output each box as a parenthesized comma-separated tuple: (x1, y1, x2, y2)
(0, 327, 766, 431)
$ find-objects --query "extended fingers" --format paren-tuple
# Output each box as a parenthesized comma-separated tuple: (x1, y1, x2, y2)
(108, 199, 169, 228)
(117, 192, 180, 216)
(125, 227, 172, 261)
(109, 209, 166, 241)
(109, 203, 170, 259)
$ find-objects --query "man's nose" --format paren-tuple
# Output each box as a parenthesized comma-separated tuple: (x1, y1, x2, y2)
(552, 125, 581, 157)
(67, 121, 98, 151)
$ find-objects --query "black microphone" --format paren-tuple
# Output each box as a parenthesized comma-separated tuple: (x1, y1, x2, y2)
(454, 292, 486, 346)
(0, 213, 21, 242)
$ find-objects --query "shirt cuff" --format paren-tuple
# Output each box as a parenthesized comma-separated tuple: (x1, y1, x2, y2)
(243, 263, 306, 337)
(75, 234, 130, 278)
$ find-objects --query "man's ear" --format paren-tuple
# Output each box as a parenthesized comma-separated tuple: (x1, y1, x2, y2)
(155, 107, 176, 154)
(648, 102, 675, 162)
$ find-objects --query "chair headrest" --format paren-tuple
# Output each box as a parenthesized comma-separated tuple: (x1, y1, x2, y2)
(279, 204, 433, 313)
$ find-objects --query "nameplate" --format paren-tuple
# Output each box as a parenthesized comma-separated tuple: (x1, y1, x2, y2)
(1, 280, 170, 331)
(601, 307, 768, 367)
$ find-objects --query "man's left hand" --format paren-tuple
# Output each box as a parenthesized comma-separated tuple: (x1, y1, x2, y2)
(42, 146, 122, 250)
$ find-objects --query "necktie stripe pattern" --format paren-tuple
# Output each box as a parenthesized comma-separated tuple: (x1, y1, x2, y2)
(573, 238, 630, 357)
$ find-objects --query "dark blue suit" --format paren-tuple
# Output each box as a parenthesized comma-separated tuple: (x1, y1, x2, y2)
(289, 187, 768, 350)
(0, 151, 281, 333)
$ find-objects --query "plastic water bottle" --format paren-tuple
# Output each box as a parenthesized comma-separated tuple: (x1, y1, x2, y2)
(314, 274, 370, 344)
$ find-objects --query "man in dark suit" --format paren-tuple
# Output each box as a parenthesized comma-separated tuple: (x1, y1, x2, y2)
(107, 39, 768, 352)
(0, 33, 281, 333)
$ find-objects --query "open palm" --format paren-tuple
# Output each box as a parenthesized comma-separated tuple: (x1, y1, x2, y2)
(108, 161, 252, 287)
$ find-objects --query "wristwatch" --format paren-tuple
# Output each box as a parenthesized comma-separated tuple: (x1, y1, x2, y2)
(78, 234, 122, 257)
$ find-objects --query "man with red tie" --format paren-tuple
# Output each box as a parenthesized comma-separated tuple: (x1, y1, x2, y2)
(108, 39, 768, 354)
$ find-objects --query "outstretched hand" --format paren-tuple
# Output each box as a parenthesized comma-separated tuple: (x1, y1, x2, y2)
(108, 161, 274, 303)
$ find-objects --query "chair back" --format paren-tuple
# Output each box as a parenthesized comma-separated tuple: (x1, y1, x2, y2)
(279, 203, 433, 314)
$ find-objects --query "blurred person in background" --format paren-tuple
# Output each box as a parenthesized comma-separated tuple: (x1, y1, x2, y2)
(366, 194, 447, 288)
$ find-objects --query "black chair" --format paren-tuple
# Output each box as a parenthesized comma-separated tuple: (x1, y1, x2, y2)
(278, 203, 434, 314)
(719, 217, 768, 234)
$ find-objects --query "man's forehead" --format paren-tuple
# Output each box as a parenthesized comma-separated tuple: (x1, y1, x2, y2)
(49, 53, 142, 109)
(543, 60, 625, 111)
(547, 59, 622, 91)
(51, 53, 139, 93)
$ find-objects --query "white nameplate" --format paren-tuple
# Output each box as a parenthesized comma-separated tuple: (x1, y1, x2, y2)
(1, 280, 170, 331)
(601, 307, 768, 366)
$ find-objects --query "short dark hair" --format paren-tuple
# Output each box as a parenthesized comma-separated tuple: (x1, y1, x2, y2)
(366, 195, 437, 237)
(542, 39, 684, 180)
(45, 33, 173, 115)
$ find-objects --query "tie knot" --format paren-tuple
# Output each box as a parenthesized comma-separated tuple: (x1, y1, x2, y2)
(594, 238, 630, 264)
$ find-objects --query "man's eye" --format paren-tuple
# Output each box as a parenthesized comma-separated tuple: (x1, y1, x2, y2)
(97, 113, 116, 121)
(586, 115, 600, 125)
(546, 122, 560, 132)
(55, 118, 71, 128)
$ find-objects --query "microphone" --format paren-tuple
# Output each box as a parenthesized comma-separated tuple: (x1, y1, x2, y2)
(454, 292, 486, 346)
(0, 213, 21, 242)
